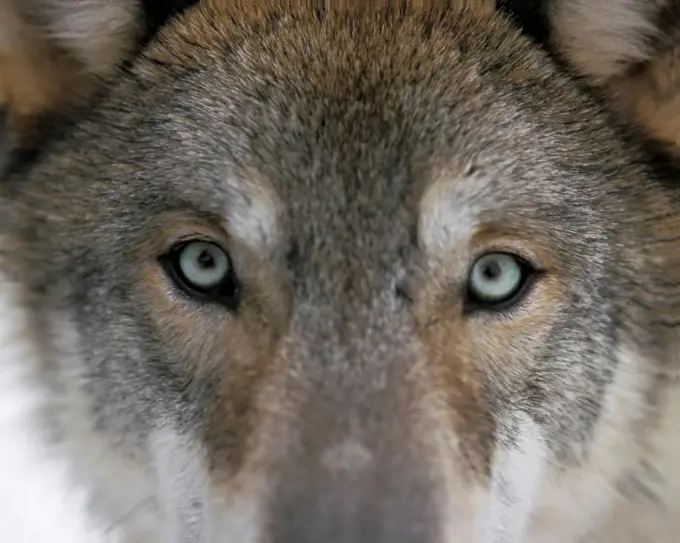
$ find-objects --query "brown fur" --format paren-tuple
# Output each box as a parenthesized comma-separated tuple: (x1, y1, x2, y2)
(1, 1, 680, 542)
(612, 47, 680, 151)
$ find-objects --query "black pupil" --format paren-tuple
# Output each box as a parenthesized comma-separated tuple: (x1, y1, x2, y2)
(482, 259, 502, 281)
(197, 250, 216, 270)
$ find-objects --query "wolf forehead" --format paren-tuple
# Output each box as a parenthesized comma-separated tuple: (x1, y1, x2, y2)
(16, 2, 620, 267)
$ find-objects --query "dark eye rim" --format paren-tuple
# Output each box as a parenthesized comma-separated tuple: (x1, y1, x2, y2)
(158, 240, 241, 310)
(463, 252, 541, 314)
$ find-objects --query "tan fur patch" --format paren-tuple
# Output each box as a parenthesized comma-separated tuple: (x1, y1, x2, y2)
(612, 47, 680, 151)
(132, 212, 290, 480)
(413, 222, 569, 481)
(418, 314, 494, 479)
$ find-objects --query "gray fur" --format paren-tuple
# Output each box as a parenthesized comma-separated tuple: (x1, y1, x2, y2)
(1, 1, 680, 542)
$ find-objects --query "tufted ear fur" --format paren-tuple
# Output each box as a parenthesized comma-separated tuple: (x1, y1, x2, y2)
(0, 0, 146, 150)
(500, 0, 680, 155)
(0, 0, 198, 160)
(548, 0, 680, 154)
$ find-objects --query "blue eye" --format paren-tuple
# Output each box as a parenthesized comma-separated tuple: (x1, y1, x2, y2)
(162, 241, 240, 308)
(178, 241, 230, 290)
(467, 252, 534, 308)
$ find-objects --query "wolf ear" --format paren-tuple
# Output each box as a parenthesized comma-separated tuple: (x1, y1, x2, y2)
(0, 0, 198, 158)
(547, 0, 680, 153)
(0, 0, 147, 150)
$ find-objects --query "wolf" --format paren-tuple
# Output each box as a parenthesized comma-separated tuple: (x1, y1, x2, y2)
(1, 1, 680, 542)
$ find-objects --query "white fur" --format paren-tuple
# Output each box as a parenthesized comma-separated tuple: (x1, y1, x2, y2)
(151, 426, 209, 542)
(481, 414, 547, 543)
(223, 175, 283, 254)
(0, 273, 117, 543)
(320, 439, 374, 473)
(522, 346, 679, 543)
(418, 171, 481, 257)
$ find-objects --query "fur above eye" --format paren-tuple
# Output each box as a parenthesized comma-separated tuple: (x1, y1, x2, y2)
(466, 252, 535, 310)
(161, 241, 240, 308)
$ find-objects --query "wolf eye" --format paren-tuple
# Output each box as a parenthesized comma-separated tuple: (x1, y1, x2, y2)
(162, 241, 239, 308)
(466, 252, 534, 309)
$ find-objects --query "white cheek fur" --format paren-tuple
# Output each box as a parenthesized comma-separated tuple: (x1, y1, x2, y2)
(476, 413, 547, 543)
(0, 273, 116, 543)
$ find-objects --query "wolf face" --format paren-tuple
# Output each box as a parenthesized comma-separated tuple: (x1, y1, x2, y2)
(1, 1, 680, 542)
